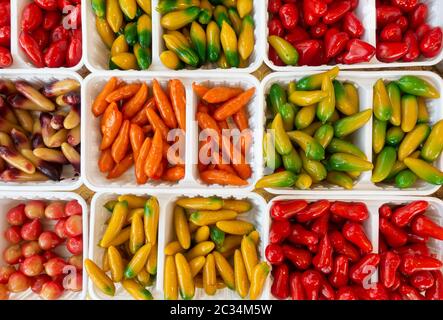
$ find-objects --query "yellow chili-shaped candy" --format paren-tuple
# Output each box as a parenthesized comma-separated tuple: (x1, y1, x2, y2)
(327, 171, 354, 190)
(206, 21, 221, 62)
(165, 241, 185, 256)
(404, 157, 443, 185)
(249, 262, 270, 300)
(300, 152, 327, 183)
(146, 244, 158, 275)
(163, 33, 200, 67)
(203, 253, 217, 295)
(342, 82, 359, 115)
(124, 243, 152, 279)
(100, 201, 128, 248)
(119, 195, 147, 209)
(102, 248, 110, 272)
(227, 8, 242, 34)
(175, 253, 195, 300)
(213, 251, 235, 290)
(127, 208, 144, 224)
(289, 91, 327, 107)
(136, 0, 151, 14)
(234, 249, 249, 298)
(222, 199, 252, 213)
(119, 0, 137, 19)
(186, 241, 215, 260)
(130, 213, 144, 254)
(111, 53, 138, 70)
(295, 173, 313, 190)
(111, 34, 129, 57)
(108, 246, 124, 282)
(194, 226, 210, 243)
(398, 124, 431, 161)
(237, 0, 252, 18)
(216, 220, 254, 235)
(297, 67, 340, 91)
(107, 227, 130, 247)
(287, 130, 325, 161)
(160, 50, 184, 70)
(199, 0, 213, 24)
(373, 119, 387, 154)
(217, 235, 242, 253)
(122, 279, 153, 300)
(240, 234, 258, 281)
(373, 79, 392, 121)
(174, 205, 191, 249)
(189, 256, 206, 277)
(268, 35, 298, 66)
(401, 95, 418, 133)
(238, 15, 254, 61)
(295, 104, 316, 130)
(317, 75, 335, 123)
(144, 197, 159, 245)
(161, 7, 201, 31)
(190, 21, 207, 63)
(190, 209, 238, 226)
(417, 97, 430, 124)
(106, 0, 123, 33)
(387, 82, 401, 126)
(176, 197, 223, 210)
(164, 255, 178, 300)
(96, 17, 116, 48)
(85, 259, 115, 296)
(220, 21, 239, 67)
(421, 120, 443, 162)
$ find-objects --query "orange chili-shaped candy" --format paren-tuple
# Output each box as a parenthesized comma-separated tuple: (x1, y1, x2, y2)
(129, 123, 145, 161)
(144, 130, 163, 178)
(152, 79, 177, 129)
(100, 102, 123, 150)
(111, 120, 130, 163)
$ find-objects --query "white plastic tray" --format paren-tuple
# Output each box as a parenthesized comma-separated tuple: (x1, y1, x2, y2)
(82, 71, 262, 193)
(263, 0, 443, 71)
(84, 0, 264, 73)
(0, 69, 83, 191)
(259, 70, 443, 196)
(266, 195, 443, 300)
(0, 191, 89, 300)
(7, 0, 84, 71)
(89, 191, 269, 300)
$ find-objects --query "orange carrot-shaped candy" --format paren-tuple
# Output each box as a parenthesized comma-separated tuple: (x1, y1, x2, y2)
(111, 120, 130, 163)
(142, 125, 153, 134)
(98, 149, 115, 173)
(217, 120, 229, 131)
(168, 80, 186, 131)
(145, 105, 169, 140)
(144, 130, 163, 178)
(200, 169, 248, 186)
(107, 154, 134, 179)
(92, 77, 117, 117)
(233, 108, 249, 131)
(192, 82, 210, 98)
(152, 159, 166, 180)
(213, 88, 255, 121)
(122, 83, 148, 119)
(202, 87, 244, 104)
(196, 112, 221, 134)
(163, 166, 185, 182)
(131, 98, 154, 126)
(129, 123, 144, 160)
(197, 103, 210, 114)
(135, 137, 151, 185)
(100, 102, 123, 150)
(106, 84, 141, 103)
(152, 79, 177, 129)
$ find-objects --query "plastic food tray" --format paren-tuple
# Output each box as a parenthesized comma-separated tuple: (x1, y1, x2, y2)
(8, 0, 84, 71)
(84, 0, 265, 73)
(266, 195, 443, 300)
(82, 71, 262, 193)
(259, 70, 443, 196)
(0, 69, 83, 191)
(263, 0, 443, 71)
(0, 191, 89, 300)
(88, 191, 269, 300)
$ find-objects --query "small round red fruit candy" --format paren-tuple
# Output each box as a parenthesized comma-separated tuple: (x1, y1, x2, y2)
(0, 266, 15, 284)
(21, 219, 43, 241)
(7, 271, 30, 293)
(68, 255, 83, 270)
(66, 236, 83, 255)
(65, 199, 82, 216)
(22, 241, 42, 258)
(24, 200, 46, 219)
(20, 255, 44, 277)
(44, 257, 67, 277)
(3, 244, 22, 265)
(38, 231, 63, 251)
(64, 215, 82, 237)
(40, 281, 64, 300)
(31, 274, 51, 294)
(0, 283, 9, 300)
(44, 201, 65, 219)
(6, 204, 26, 226)
(4, 226, 22, 244)
(54, 219, 67, 238)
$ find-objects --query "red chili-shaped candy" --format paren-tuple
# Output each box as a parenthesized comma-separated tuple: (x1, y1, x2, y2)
(44, 39, 68, 68)
(271, 200, 308, 221)
(282, 245, 312, 270)
(402, 30, 420, 62)
(301, 270, 322, 300)
(323, 0, 352, 25)
(379, 217, 408, 248)
(400, 254, 442, 275)
(349, 253, 380, 285)
(342, 12, 364, 38)
(380, 251, 401, 289)
(265, 243, 285, 265)
(312, 234, 333, 274)
(342, 221, 373, 254)
(376, 42, 408, 62)
(21, 3, 43, 33)
(289, 272, 305, 300)
(410, 3, 428, 29)
(279, 3, 299, 30)
(411, 215, 443, 241)
(329, 255, 349, 288)
(19, 32, 45, 67)
(269, 219, 291, 244)
(296, 200, 330, 223)
(288, 224, 319, 247)
(420, 27, 442, 58)
(330, 201, 369, 222)
(391, 201, 428, 227)
(380, 23, 403, 42)
(271, 263, 290, 299)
